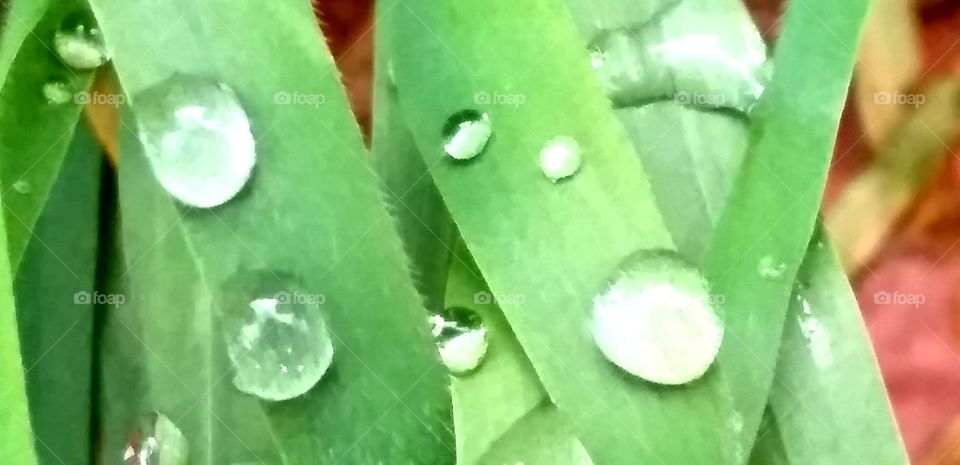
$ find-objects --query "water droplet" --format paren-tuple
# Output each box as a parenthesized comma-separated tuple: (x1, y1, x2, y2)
(12, 180, 31, 194)
(758, 255, 786, 279)
(133, 75, 256, 208)
(587, 1, 769, 113)
(795, 294, 833, 368)
(540, 136, 583, 182)
(430, 307, 488, 375)
(442, 110, 492, 160)
(592, 249, 723, 385)
(220, 271, 333, 401)
(123, 412, 188, 465)
(53, 19, 109, 70)
(42, 81, 73, 105)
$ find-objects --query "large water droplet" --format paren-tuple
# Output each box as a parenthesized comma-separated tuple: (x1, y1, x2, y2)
(42, 81, 73, 105)
(588, 1, 769, 113)
(540, 136, 583, 182)
(442, 110, 492, 160)
(133, 75, 256, 208)
(53, 18, 109, 70)
(123, 412, 188, 465)
(220, 271, 334, 401)
(430, 306, 488, 375)
(592, 249, 723, 385)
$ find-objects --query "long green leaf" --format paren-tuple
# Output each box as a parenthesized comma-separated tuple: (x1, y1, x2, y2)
(90, 0, 454, 463)
(389, 0, 747, 463)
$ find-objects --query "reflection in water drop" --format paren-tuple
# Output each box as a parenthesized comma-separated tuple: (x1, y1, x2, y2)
(588, 0, 769, 113)
(442, 110, 492, 160)
(221, 271, 334, 401)
(540, 136, 583, 182)
(592, 249, 723, 385)
(430, 306, 488, 375)
(133, 75, 256, 208)
(123, 412, 188, 465)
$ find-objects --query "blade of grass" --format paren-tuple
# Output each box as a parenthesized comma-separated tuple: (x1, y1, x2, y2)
(388, 0, 746, 463)
(14, 122, 101, 465)
(90, 0, 455, 462)
(0, 0, 96, 271)
(702, 0, 871, 449)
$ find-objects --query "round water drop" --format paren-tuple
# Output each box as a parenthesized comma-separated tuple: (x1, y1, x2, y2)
(123, 411, 188, 465)
(12, 180, 31, 194)
(430, 306, 488, 375)
(758, 255, 786, 279)
(540, 136, 583, 182)
(53, 19, 109, 70)
(592, 249, 723, 385)
(220, 271, 333, 401)
(133, 75, 256, 208)
(442, 110, 492, 160)
(42, 81, 73, 105)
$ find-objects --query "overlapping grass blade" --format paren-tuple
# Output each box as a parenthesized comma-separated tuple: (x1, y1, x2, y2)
(0, 0, 95, 271)
(388, 0, 751, 463)
(13, 123, 101, 465)
(90, 0, 454, 463)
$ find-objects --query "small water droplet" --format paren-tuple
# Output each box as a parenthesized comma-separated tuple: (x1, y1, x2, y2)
(758, 255, 786, 279)
(42, 81, 73, 105)
(124, 411, 188, 465)
(442, 110, 492, 160)
(539, 136, 583, 182)
(53, 18, 109, 70)
(587, 1, 769, 113)
(12, 179, 31, 194)
(221, 271, 333, 401)
(430, 307, 488, 375)
(133, 75, 256, 208)
(592, 249, 723, 385)
(795, 294, 833, 368)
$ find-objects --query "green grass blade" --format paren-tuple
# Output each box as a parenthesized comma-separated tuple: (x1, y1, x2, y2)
(702, 0, 871, 447)
(0, 205, 35, 465)
(14, 122, 101, 465)
(476, 402, 589, 465)
(0, 0, 95, 271)
(388, 0, 747, 463)
(89, 0, 454, 462)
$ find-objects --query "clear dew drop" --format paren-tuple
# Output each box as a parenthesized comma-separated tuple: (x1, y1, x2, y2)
(221, 271, 334, 401)
(795, 294, 833, 368)
(540, 136, 583, 182)
(12, 179, 31, 195)
(758, 255, 786, 280)
(123, 412, 188, 465)
(592, 249, 724, 385)
(587, 0, 769, 113)
(53, 19, 109, 70)
(442, 110, 492, 160)
(430, 306, 488, 375)
(133, 75, 256, 208)
(42, 81, 73, 105)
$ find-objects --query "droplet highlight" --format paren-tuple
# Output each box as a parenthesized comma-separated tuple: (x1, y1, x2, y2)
(540, 136, 583, 182)
(795, 294, 833, 368)
(220, 271, 334, 401)
(42, 81, 73, 105)
(123, 412, 188, 465)
(758, 255, 786, 279)
(430, 306, 488, 375)
(133, 75, 256, 208)
(588, 1, 769, 113)
(12, 180, 31, 194)
(53, 19, 109, 70)
(592, 249, 723, 385)
(442, 110, 492, 160)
